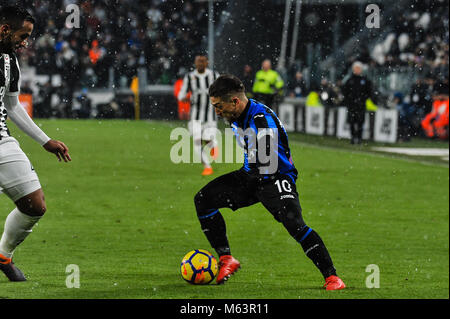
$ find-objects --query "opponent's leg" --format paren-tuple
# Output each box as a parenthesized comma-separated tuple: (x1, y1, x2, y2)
(258, 176, 345, 290)
(203, 125, 219, 161)
(200, 125, 218, 175)
(204, 139, 218, 161)
(190, 120, 213, 175)
(199, 139, 213, 176)
(0, 188, 46, 281)
(193, 138, 213, 175)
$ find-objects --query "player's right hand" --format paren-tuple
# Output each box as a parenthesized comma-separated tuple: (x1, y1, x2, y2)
(43, 140, 72, 162)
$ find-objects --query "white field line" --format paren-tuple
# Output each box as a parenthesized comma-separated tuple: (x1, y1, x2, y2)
(290, 140, 450, 168)
(371, 147, 449, 157)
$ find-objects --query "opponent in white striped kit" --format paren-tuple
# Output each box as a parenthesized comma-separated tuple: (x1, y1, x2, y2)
(0, 5, 71, 281)
(178, 54, 219, 176)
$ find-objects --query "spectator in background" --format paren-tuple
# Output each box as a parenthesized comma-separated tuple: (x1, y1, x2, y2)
(56, 42, 77, 82)
(406, 77, 433, 135)
(241, 64, 254, 98)
(287, 71, 307, 98)
(34, 82, 54, 118)
(318, 78, 338, 107)
(393, 92, 415, 142)
(56, 80, 74, 118)
(341, 61, 376, 144)
(408, 78, 433, 117)
(252, 59, 284, 111)
(114, 43, 131, 88)
(74, 89, 92, 119)
(96, 100, 120, 119)
(34, 31, 56, 80)
(146, 4, 163, 25)
(421, 79, 449, 140)
(20, 81, 34, 94)
(89, 40, 108, 88)
(118, 94, 135, 119)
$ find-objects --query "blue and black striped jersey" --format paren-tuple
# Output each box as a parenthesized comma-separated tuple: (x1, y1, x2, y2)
(231, 99, 298, 182)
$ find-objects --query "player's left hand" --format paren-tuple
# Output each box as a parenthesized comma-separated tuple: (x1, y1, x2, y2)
(43, 140, 72, 162)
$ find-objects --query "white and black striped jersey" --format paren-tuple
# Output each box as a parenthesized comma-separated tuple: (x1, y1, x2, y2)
(0, 52, 21, 139)
(178, 68, 219, 123)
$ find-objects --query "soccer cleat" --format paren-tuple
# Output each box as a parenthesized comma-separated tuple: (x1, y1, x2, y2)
(216, 255, 241, 284)
(0, 254, 26, 282)
(323, 275, 345, 291)
(210, 147, 219, 160)
(201, 167, 213, 176)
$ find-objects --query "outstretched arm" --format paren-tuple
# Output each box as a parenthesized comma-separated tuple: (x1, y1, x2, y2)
(3, 95, 71, 162)
(177, 74, 190, 102)
(42, 139, 71, 162)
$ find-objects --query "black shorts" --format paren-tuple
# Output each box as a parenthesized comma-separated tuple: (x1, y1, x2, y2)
(195, 169, 303, 224)
(347, 109, 365, 124)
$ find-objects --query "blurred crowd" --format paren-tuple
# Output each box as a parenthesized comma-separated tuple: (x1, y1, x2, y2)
(295, 72, 448, 141)
(279, 0, 449, 140)
(6, 0, 448, 139)
(239, 57, 448, 141)
(370, 0, 448, 78)
(11, 0, 224, 118)
(18, 0, 216, 88)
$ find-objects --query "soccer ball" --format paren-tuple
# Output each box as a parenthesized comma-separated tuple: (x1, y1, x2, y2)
(180, 249, 218, 284)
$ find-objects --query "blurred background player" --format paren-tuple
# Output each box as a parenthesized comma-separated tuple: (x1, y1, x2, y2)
(252, 59, 284, 112)
(178, 54, 219, 176)
(194, 74, 345, 290)
(0, 5, 71, 281)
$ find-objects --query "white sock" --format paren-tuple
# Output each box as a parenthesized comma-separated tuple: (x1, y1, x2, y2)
(194, 139, 211, 168)
(209, 138, 218, 149)
(201, 143, 211, 168)
(0, 208, 41, 258)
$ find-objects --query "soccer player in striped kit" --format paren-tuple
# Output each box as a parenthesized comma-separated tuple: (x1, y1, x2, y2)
(178, 54, 219, 176)
(194, 75, 345, 290)
(0, 5, 71, 281)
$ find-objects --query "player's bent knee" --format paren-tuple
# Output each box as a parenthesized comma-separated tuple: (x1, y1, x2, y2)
(17, 200, 46, 217)
(276, 202, 307, 239)
(34, 202, 47, 216)
(194, 188, 212, 209)
(280, 212, 305, 230)
(15, 190, 47, 217)
(194, 191, 203, 208)
(194, 191, 208, 214)
(273, 200, 303, 223)
(194, 191, 219, 219)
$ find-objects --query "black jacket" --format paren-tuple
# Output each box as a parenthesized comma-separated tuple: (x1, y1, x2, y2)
(342, 74, 374, 112)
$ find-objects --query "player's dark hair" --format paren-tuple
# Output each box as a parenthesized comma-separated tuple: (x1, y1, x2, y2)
(209, 74, 245, 101)
(195, 52, 208, 58)
(0, 5, 35, 31)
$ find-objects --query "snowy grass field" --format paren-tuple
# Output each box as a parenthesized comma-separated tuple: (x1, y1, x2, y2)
(0, 119, 448, 300)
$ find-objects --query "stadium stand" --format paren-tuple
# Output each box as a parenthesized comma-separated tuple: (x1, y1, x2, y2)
(17, 0, 221, 88)
(6, 0, 448, 139)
